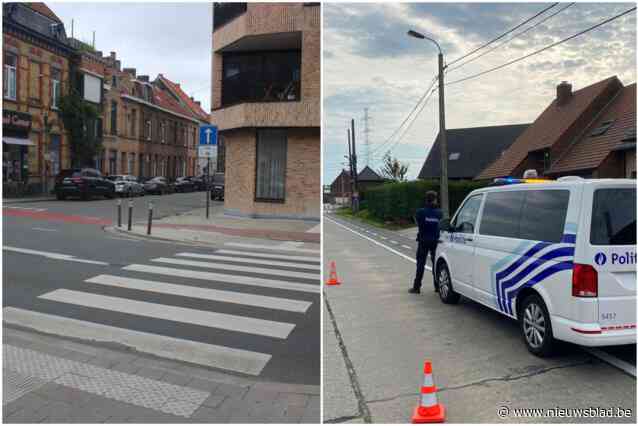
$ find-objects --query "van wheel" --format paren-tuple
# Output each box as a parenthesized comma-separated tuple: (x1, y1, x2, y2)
(520, 294, 555, 357)
(437, 262, 460, 304)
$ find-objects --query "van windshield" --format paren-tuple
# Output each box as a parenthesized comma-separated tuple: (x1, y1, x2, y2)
(590, 188, 636, 246)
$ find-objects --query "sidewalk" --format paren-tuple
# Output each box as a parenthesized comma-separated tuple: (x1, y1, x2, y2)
(110, 208, 320, 244)
(3, 196, 56, 204)
(3, 325, 320, 423)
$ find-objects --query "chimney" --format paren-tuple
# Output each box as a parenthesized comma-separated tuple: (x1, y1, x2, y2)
(556, 81, 572, 106)
(123, 67, 136, 77)
(195, 101, 201, 106)
(138, 75, 149, 83)
(96, 50, 103, 58)
(110, 51, 116, 60)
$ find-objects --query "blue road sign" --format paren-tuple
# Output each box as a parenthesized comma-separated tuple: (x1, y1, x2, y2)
(199, 125, 218, 146)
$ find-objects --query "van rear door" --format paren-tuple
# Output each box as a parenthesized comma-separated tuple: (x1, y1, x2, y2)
(582, 183, 636, 331)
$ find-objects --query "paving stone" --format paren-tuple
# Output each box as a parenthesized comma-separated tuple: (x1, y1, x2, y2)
(85, 356, 118, 369)
(277, 392, 310, 407)
(111, 361, 141, 375)
(5, 407, 50, 423)
(282, 404, 307, 422)
(160, 371, 191, 386)
(190, 405, 232, 423)
(136, 366, 166, 380)
(3, 391, 51, 416)
(201, 393, 226, 408)
(213, 382, 249, 399)
(34, 383, 94, 406)
(187, 377, 221, 393)
(243, 387, 280, 403)
(59, 351, 93, 363)
(35, 400, 73, 423)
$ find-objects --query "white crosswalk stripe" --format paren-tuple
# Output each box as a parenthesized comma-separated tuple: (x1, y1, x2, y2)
(224, 242, 320, 255)
(175, 252, 320, 271)
(10, 247, 319, 376)
(151, 257, 319, 280)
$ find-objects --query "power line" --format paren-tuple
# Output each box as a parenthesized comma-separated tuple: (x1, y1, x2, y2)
(446, 2, 575, 74)
(447, 3, 559, 67)
(446, 6, 636, 87)
(369, 75, 438, 156)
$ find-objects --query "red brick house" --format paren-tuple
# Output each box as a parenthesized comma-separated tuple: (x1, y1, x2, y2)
(478, 76, 636, 180)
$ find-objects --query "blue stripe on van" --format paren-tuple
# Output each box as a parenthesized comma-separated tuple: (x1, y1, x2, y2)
(506, 260, 574, 315)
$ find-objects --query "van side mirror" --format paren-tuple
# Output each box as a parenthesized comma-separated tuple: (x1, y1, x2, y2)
(440, 218, 451, 232)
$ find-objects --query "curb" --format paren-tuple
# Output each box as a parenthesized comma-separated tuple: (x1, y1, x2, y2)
(3, 197, 57, 205)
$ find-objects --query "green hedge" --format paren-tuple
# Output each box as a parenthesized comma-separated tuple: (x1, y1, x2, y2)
(362, 179, 488, 223)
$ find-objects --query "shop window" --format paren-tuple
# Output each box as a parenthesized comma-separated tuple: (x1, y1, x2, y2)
(255, 129, 287, 201)
(51, 68, 61, 109)
(4, 53, 17, 100)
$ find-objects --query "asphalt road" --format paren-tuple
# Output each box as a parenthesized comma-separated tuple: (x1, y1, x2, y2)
(2, 192, 320, 385)
(323, 213, 636, 423)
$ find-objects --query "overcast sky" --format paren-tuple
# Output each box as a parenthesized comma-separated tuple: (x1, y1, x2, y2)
(50, 2, 212, 110)
(323, 2, 637, 183)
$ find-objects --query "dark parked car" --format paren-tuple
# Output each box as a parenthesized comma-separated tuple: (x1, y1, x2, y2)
(143, 176, 170, 195)
(210, 173, 225, 200)
(54, 168, 115, 200)
(188, 176, 206, 191)
(174, 177, 195, 193)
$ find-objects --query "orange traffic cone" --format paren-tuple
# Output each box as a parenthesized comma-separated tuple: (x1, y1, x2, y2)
(412, 361, 445, 423)
(325, 261, 341, 286)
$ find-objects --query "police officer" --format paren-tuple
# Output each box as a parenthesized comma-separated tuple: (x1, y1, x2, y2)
(409, 190, 442, 294)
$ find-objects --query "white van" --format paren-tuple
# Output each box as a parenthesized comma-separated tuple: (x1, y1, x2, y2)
(435, 177, 636, 356)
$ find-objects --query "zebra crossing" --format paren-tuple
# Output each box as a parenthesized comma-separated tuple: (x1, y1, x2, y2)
(3, 243, 320, 377)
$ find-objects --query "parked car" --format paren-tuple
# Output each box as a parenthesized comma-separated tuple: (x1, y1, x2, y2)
(210, 173, 225, 200)
(143, 176, 170, 195)
(107, 175, 145, 197)
(174, 176, 195, 193)
(54, 168, 115, 201)
(188, 176, 207, 191)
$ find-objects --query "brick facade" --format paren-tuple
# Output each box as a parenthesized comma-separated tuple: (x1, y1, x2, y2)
(211, 3, 320, 220)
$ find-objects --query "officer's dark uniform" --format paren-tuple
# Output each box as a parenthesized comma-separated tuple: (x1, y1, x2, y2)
(411, 204, 443, 293)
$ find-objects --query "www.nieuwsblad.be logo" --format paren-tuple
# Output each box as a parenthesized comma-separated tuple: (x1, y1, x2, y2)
(594, 253, 607, 266)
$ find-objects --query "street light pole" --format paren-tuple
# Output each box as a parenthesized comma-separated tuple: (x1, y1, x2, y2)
(408, 30, 449, 218)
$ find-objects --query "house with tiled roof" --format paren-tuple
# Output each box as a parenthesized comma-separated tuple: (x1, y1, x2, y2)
(477, 77, 636, 180)
(419, 124, 529, 180)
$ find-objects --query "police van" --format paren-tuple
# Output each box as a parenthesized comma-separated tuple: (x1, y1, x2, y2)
(434, 174, 636, 356)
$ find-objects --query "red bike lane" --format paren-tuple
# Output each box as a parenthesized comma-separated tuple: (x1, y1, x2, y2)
(2, 208, 112, 226)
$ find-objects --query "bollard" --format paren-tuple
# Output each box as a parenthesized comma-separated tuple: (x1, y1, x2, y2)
(206, 187, 210, 219)
(127, 199, 133, 231)
(147, 201, 154, 235)
(117, 199, 122, 228)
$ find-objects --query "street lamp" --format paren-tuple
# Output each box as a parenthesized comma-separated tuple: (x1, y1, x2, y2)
(407, 29, 449, 219)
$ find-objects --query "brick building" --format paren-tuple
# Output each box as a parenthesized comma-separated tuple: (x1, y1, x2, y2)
(210, 2, 321, 220)
(3, 3, 74, 194)
(478, 77, 636, 180)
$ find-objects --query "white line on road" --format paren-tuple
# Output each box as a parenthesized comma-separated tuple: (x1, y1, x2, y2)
(584, 347, 636, 378)
(224, 242, 319, 255)
(3, 307, 270, 375)
(216, 249, 318, 263)
(5, 206, 47, 212)
(390, 240, 398, 244)
(40, 289, 295, 339)
(152, 257, 319, 281)
(380, 236, 387, 240)
(176, 252, 320, 271)
(106, 236, 142, 242)
(325, 217, 433, 271)
(31, 227, 58, 232)
(86, 274, 311, 313)
(123, 264, 321, 294)
(3, 246, 109, 266)
(402, 245, 412, 249)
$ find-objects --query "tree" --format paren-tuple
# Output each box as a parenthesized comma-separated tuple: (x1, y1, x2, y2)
(379, 153, 409, 182)
(58, 82, 100, 167)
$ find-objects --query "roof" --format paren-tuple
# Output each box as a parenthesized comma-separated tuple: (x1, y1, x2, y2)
(330, 169, 351, 187)
(477, 76, 622, 179)
(24, 2, 62, 23)
(418, 124, 529, 180)
(157, 74, 209, 122)
(548, 83, 636, 174)
(357, 166, 384, 182)
(151, 85, 200, 121)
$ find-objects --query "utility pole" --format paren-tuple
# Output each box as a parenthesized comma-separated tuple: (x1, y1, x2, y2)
(363, 108, 371, 167)
(347, 129, 354, 208)
(350, 119, 359, 213)
(437, 53, 449, 219)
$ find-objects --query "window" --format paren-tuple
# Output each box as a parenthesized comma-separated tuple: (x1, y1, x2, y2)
(451, 195, 483, 234)
(128, 153, 135, 174)
(217, 136, 226, 173)
(111, 75, 118, 87)
(480, 191, 525, 239)
(449, 152, 460, 161)
(29, 61, 40, 100)
(4, 53, 17, 100)
(51, 68, 61, 109)
(591, 188, 636, 245)
(590, 120, 614, 137)
(256, 129, 287, 201)
(518, 190, 570, 243)
(222, 50, 301, 106)
(143, 85, 152, 102)
(83, 73, 102, 103)
(110, 101, 117, 135)
(160, 121, 166, 143)
(146, 120, 152, 141)
(130, 109, 137, 137)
